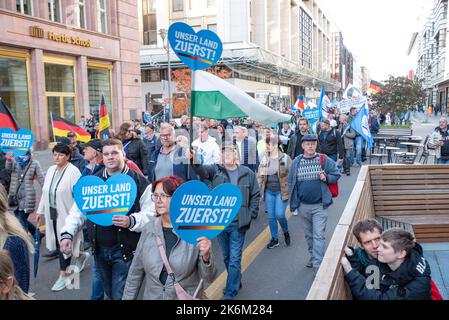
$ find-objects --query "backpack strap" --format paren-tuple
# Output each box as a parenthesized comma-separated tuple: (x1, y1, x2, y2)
(319, 153, 325, 169)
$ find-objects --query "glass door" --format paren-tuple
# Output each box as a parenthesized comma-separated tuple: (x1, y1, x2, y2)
(44, 58, 76, 141)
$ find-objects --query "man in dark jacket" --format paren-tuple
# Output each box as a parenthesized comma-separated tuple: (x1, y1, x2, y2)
(317, 119, 345, 163)
(0, 150, 11, 193)
(287, 118, 310, 160)
(341, 228, 432, 300)
(193, 143, 260, 300)
(233, 126, 259, 173)
(57, 136, 87, 173)
(60, 139, 154, 300)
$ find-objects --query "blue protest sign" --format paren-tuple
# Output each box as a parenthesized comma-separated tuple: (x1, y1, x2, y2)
(0, 128, 34, 157)
(302, 107, 320, 120)
(73, 174, 137, 226)
(168, 22, 223, 70)
(170, 180, 242, 244)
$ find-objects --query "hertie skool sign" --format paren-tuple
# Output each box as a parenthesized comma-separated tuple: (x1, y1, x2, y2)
(29, 26, 92, 48)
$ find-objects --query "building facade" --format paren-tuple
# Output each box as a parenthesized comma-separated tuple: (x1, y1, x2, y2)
(0, 0, 141, 149)
(139, 0, 340, 116)
(330, 30, 354, 96)
(415, 0, 448, 113)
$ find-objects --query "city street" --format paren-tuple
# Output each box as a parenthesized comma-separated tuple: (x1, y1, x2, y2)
(27, 114, 441, 300)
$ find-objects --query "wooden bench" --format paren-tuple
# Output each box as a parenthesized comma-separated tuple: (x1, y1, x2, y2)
(307, 164, 449, 300)
(371, 165, 449, 242)
(376, 216, 415, 235)
(377, 128, 413, 136)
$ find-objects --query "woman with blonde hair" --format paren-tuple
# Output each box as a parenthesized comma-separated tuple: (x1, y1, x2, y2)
(0, 250, 33, 300)
(0, 185, 33, 294)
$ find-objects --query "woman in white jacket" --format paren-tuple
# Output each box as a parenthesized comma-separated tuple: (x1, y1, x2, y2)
(36, 143, 84, 292)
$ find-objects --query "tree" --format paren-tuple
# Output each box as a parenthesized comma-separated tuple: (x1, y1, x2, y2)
(171, 66, 232, 116)
(371, 76, 425, 115)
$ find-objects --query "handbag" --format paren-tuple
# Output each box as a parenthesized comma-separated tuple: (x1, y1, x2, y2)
(8, 160, 33, 207)
(319, 154, 339, 198)
(154, 223, 206, 300)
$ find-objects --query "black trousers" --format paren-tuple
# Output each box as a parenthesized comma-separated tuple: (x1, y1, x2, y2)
(52, 219, 71, 272)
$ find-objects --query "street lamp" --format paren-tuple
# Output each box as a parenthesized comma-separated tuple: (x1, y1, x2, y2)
(159, 28, 172, 122)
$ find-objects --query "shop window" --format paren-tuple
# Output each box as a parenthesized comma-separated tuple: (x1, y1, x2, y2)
(0, 55, 31, 129)
(88, 67, 112, 123)
(45, 64, 75, 92)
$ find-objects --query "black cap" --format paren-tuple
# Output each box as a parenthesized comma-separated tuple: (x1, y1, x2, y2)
(85, 139, 103, 153)
(57, 136, 71, 145)
(301, 134, 318, 142)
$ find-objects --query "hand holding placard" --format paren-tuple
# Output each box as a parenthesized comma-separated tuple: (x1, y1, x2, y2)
(170, 181, 242, 244)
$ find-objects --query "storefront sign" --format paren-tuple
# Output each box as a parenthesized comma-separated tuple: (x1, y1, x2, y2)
(168, 22, 223, 71)
(73, 174, 137, 226)
(0, 128, 34, 157)
(29, 26, 91, 48)
(170, 180, 242, 244)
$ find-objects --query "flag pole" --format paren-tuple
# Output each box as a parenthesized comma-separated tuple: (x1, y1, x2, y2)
(49, 112, 56, 143)
(188, 70, 195, 181)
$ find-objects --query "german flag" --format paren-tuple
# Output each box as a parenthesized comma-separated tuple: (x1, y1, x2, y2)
(368, 80, 383, 95)
(0, 98, 19, 131)
(51, 113, 91, 143)
(98, 95, 111, 140)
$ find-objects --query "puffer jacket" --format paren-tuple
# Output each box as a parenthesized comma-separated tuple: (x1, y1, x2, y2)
(122, 217, 217, 300)
(345, 243, 432, 300)
(6, 158, 45, 213)
(193, 164, 260, 231)
(257, 152, 291, 201)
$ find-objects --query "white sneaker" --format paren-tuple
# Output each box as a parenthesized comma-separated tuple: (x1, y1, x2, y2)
(75, 251, 90, 273)
(291, 209, 299, 216)
(51, 276, 68, 292)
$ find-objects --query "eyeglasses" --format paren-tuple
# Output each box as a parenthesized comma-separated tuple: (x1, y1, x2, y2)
(160, 134, 171, 139)
(151, 193, 170, 201)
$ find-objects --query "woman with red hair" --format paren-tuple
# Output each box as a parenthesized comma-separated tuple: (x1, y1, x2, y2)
(123, 176, 217, 300)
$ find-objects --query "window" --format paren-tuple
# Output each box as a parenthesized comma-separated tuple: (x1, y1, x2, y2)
(16, 0, 32, 15)
(190, 0, 201, 9)
(299, 8, 312, 69)
(173, 0, 184, 12)
(48, 0, 61, 22)
(0, 55, 31, 129)
(207, 0, 216, 8)
(142, 0, 157, 45)
(88, 67, 112, 122)
(207, 24, 217, 33)
(192, 25, 201, 32)
(141, 70, 164, 82)
(75, 0, 86, 28)
(97, 0, 107, 33)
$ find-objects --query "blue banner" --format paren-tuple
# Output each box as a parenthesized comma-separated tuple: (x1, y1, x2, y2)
(302, 107, 320, 120)
(0, 128, 34, 157)
(168, 22, 223, 70)
(170, 180, 242, 244)
(350, 103, 373, 148)
(73, 174, 137, 226)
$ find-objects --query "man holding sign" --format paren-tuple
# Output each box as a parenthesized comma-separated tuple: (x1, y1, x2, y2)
(192, 143, 260, 300)
(60, 139, 154, 300)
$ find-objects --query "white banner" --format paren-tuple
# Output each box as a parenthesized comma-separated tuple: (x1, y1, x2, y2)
(339, 97, 367, 114)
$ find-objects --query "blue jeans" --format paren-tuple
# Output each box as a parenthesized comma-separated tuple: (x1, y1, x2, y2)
(264, 190, 288, 240)
(90, 258, 104, 300)
(94, 246, 132, 300)
(355, 136, 363, 164)
(217, 223, 246, 300)
(437, 158, 449, 164)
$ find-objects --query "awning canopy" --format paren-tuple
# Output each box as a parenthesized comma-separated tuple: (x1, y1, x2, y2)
(141, 42, 341, 92)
